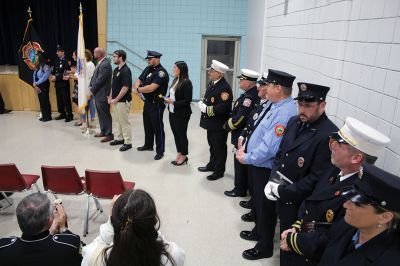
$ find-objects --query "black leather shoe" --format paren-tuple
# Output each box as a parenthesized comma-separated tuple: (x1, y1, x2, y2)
(224, 189, 246, 197)
(119, 144, 132, 152)
(198, 166, 213, 172)
(0, 109, 12, 114)
(65, 116, 73, 122)
(239, 230, 259, 241)
(40, 118, 52, 122)
(55, 114, 66, 120)
(207, 173, 223, 181)
(242, 247, 272, 260)
(239, 200, 252, 209)
(110, 140, 124, 146)
(154, 153, 164, 160)
(137, 146, 154, 151)
(241, 210, 255, 222)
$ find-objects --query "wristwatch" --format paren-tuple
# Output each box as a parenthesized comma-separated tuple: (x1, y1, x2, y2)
(136, 87, 140, 93)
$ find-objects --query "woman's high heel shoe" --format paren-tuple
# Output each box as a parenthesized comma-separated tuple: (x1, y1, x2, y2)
(172, 157, 188, 166)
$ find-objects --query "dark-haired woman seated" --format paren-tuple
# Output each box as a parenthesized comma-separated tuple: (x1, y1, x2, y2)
(82, 189, 185, 266)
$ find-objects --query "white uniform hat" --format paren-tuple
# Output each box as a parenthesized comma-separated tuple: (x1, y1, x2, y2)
(237, 68, 260, 81)
(335, 117, 390, 157)
(209, 60, 229, 74)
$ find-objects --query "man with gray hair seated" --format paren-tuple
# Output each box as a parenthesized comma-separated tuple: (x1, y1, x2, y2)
(0, 193, 82, 266)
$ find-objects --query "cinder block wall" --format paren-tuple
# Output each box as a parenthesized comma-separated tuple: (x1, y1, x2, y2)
(262, 0, 400, 174)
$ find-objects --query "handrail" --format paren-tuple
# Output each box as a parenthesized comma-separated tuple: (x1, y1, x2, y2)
(106, 53, 143, 71)
(107, 40, 146, 62)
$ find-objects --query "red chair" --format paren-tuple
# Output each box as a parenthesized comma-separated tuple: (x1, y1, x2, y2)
(84, 169, 135, 236)
(41, 165, 86, 198)
(0, 164, 41, 210)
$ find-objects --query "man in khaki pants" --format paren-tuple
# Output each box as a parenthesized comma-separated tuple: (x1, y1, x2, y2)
(108, 50, 133, 151)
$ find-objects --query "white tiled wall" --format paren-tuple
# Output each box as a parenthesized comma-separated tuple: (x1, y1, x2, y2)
(262, 0, 400, 174)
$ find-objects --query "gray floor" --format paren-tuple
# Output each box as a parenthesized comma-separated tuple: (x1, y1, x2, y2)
(0, 104, 279, 265)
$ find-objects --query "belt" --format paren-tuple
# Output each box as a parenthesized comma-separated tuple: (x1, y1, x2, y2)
(300, 221, 332, 233)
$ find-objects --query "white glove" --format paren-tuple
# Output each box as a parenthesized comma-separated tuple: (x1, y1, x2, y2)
(198, 101, 207, 113)
(264, 181, 280, 201)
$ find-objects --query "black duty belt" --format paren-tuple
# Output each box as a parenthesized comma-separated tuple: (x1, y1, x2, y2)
(300, 222, 332, 233)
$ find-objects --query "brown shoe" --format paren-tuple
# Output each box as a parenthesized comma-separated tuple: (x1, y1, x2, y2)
(101, 135, 114, 143)
(94, 133, 105, 138)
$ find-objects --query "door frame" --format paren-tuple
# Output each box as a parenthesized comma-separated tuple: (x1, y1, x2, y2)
(200, 35, 241, 99)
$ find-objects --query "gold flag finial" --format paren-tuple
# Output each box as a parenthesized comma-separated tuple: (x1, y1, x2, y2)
(79, 2, 82, 14)
(27, 6, 32, 18)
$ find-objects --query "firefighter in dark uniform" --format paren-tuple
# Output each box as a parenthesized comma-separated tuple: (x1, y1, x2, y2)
(50, 45, 73, 122)
(133, 50, 169, 160)
(224, 68, 261, 197)
(197, 59, 233, 180)
(277, 117, 390, 265)
(0, 193, 82, 266)
(263, 83, 338, 265)
(318, 163, 400, 266)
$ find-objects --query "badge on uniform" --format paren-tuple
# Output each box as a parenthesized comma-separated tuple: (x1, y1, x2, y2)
(243, 98, 252, 107)
(297, 157, 305, 168)
(159, 71, 166, 78)
(253, 113, 259, 120)
(326, 209, 334, 223)
(146, 73, 152, 78)
(300, 83, 307, 91)
(274, 124, 285, 137)
(221, 92, 229, 101)
(211, 97, 215, 103)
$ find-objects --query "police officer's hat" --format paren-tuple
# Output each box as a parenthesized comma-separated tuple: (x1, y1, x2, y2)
(145, 50, 162, 59)
(294, 83, 330, 102)
(330, 117, 390, 157)
(257, 69, 296, 88)
(237, 68, 260, 81)
(207, 60, 229, 74)
(56, 45, 64, 51)
(342, 163, 400, 212)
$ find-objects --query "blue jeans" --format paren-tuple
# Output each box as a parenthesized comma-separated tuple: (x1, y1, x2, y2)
(81, 98, 96, 121)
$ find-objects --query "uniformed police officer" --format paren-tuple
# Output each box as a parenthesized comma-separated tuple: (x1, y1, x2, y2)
(133, 50, 169, 160)
(0, 193, 82, 266)
(263, 82, 338, 265)
(318, 163, 400, 266)
(236, 69, 297, 260)
(224, 68, 261, 197)
(50, 45, 73, 122)
(197, 60, 233, 180)
(279, 117, 390, 265)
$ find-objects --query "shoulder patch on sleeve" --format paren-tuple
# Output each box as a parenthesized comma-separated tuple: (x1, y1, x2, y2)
(0, 237, 17, 249)
(221, 92, 230, 101)
(158, 70, 166, 78)
(52, 233, 81, 250)
(243, 98, 252, 107)
(274, 124, 285, 137)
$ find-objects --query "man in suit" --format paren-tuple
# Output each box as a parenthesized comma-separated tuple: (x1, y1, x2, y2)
(263, 82, 338, 265)
(278, 117, 390, 265)
(197, 60, 233, 180)
(90, 47, 113, 143)
(224, 68, 260, 197)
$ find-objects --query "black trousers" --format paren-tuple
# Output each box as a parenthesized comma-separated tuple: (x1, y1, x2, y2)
(37, 82, 52, 119)
(169, 112, 190, 155)
(248, 166, 277, 255)
(55, 85, 72, 117)
(233, 155, 248, 194)
(206, 130, 228, 175)
(0, 92, 5, 111)
(143, 103, 165, 155)
(95, 100, 113, 136)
